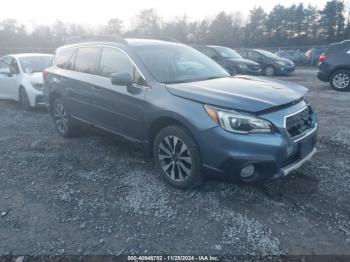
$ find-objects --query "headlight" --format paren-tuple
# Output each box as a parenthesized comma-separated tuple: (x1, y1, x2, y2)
(237, 64, 248, 69)
(276, 61, 287, 66)
(31, 81, 44, 91)
(205, 105, 273, 134)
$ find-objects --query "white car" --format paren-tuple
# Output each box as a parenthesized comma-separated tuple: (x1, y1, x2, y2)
(0, 53, 53, 109)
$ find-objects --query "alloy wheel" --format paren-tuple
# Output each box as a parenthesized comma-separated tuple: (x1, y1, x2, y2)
(158, 135, 192, 182)
(265, 66, 275, 76)
(333, 73, 350, 89)
(54, 103, 68, 134)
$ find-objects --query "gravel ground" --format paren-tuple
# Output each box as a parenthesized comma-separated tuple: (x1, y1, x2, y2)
(0, 68, 349, 256)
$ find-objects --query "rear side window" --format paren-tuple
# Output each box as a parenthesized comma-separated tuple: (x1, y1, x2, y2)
(197, 47, 218, 59)
(54, 48, 76, 69)
(248, 51, 262, 60)
(74, 47, 100, 74)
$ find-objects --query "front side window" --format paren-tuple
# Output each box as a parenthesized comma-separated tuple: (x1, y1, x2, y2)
(74, 47, 100, 74)
(211, 46, 242, 59)
(134, 44, 229, 84)
(248, 51, 263, 60)
(196, 47, 219, 59)
(98, 47, 147, 86)
(256, 50, 280, 59)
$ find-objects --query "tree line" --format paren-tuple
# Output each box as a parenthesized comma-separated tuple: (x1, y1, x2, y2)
(0, 0, 348, 51)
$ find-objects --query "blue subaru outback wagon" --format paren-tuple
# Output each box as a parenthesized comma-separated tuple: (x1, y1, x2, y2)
(44, 38, 317, 189)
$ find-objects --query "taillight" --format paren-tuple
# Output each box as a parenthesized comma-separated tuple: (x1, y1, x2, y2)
(319, 54, 327, 63)
(43, 70, 49, 80)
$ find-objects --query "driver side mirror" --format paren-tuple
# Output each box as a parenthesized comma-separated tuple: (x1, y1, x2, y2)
(110, 72, 133, 86)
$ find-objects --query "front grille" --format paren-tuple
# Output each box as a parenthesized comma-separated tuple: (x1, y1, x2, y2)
(286, 106, 313, 138)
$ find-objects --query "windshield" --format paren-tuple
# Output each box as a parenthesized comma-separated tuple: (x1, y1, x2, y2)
(19, 56, 53, 73)
(211, 46, 242, 59)
(257, 50, 281, 59)
(134, 44, 229, 84)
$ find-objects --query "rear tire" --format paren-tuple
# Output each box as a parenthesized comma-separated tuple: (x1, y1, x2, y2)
(19, 87, 31, 111)
(153, 125, 204, 190)
(52, 98, 80, 137)
(263, 66, 275, 76)
(330, 70, 350, 91)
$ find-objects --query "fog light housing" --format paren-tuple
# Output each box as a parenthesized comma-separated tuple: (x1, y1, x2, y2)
(240, 164, 255, 178)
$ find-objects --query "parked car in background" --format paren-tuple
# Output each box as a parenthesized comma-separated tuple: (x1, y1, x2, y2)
(44, 38, 317, 189)
(0, 53, 53, 109)
(317, 40, 350, 91)
(238, 49, 295, 76)
(305, 47, 327, 66)
(193, 45, 261, 76)
(276, 50, 307, 65)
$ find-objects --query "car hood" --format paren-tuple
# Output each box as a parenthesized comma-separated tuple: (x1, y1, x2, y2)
(24, 72, 44, 83)
(226, 58, 259, 66)
(166, 76, 307, 113)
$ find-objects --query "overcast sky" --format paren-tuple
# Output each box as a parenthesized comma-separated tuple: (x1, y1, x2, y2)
(2, 0, 347, 28)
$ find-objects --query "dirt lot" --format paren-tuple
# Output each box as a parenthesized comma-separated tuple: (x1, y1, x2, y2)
(0, 68, 349, 256)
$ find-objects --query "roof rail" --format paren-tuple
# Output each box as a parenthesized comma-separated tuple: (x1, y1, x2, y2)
(64, 35, 128, 45)
(127, 36, 181, 43)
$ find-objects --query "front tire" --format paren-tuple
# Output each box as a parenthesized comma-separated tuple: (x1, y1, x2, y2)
(19, 87, 31, 110)
(153, 126, 203, 189)
(52, 98, 80, 137)
(330, 70, 350, 91)
(263, 66, 275, 76)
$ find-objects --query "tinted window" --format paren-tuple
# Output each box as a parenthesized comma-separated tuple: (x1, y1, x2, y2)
(98, 47, 147, 86)
(256, 50, 280, 59)
(66, 50, 77, 70)
(248, 51, 263, 60)
(237, 50, 247, 58)
(74, 47, 100, 74)
(54, 48, 76, 69)
(211, 46, 242, 59)
(196, 47, 219, 59)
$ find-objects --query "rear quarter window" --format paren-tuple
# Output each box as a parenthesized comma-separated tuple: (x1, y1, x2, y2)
(54, 47, 76, 69)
